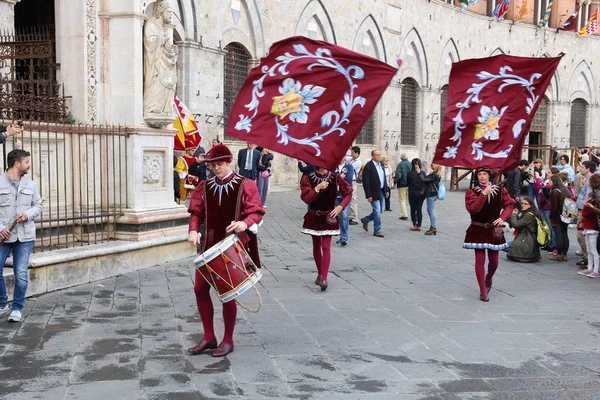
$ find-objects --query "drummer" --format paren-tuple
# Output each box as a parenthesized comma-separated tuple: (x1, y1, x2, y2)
(187, 144, 265, 357)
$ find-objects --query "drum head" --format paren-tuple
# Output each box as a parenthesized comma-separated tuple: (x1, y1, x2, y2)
(194, 234, 239, 267)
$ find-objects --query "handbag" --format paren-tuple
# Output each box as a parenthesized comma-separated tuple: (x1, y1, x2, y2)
(437, 181, 446, 200)
(492, 226, 504, 241)
(326, 214, 338, 225)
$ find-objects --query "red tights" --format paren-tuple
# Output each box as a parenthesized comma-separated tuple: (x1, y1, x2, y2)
(474, 249, 499, 295)
(193, 269, 237, 344)
(312, 235, 332, 281)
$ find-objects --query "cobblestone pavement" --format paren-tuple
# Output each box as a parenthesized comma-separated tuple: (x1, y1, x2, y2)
(1, 187, 599, 400)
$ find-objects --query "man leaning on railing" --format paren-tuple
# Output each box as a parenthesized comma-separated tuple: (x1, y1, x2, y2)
(0, 121, 23, 143)
(0, 149, 43, 323)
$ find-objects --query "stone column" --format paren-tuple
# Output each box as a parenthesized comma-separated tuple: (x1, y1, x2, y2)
(0, 0, 18, 33)
(420, 88, 442, 169)
(55, 0, 88, 121)
(98, 0, 146, 126)
(380, 83, 402, 165)
(551, 101, 571, 149)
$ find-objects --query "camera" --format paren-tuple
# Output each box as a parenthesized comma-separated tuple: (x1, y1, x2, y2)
(17, 120, 23, 127)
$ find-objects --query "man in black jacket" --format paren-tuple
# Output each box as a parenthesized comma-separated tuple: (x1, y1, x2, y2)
(360, 149, 389, 237)
(506, 159, 530, 210)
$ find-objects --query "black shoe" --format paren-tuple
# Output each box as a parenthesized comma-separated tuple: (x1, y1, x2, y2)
(349, 220, 358, 225)
(576, 259, 588, 266)
(341, 241, 347, 246)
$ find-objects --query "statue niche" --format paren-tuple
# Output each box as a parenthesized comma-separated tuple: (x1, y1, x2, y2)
(143, 0, 178, 127)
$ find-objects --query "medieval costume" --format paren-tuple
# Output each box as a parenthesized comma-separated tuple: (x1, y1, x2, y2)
(463, 167, 515, 302)
(300, 169, 352, 290)
(187, 144, 265, 357)
(175, 137, 201, 204)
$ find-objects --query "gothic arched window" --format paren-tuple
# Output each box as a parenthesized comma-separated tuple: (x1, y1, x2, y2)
(223, 42, 251, 140)
(570, 98, 588, 148)
(401, 78, 419, 146)
(356, 113, 375, 144)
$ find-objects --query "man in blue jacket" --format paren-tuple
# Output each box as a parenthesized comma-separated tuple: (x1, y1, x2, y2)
(335, 158, 354, 246)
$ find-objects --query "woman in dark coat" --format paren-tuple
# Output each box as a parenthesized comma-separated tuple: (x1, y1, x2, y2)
(464, 167, 515, 302)
(507, 197, 542, 263)
(407, 158, 425, 231)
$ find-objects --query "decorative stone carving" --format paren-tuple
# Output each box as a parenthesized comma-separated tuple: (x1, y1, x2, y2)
(86, 0, 98, 122)
(142, 149, 166, 190)
(143, 0, 178, 128)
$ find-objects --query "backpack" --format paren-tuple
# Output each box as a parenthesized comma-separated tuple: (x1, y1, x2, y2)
(356, 164, 364, 184)
(437, 181, 446, 201)
(529, 212, 551, 247)
(559, 192, 578, 224)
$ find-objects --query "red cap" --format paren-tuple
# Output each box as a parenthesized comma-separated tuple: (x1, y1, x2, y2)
(184, 136, 199, 150)
(206, 143, 233, 163)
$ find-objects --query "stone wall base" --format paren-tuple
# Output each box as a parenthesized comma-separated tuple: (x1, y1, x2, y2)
(2, 234, 196, 300)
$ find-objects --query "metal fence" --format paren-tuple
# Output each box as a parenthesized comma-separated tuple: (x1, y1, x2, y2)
(0, 120, 130, 252)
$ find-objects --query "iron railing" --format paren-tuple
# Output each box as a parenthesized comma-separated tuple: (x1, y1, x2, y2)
(0, 120, 130, 252)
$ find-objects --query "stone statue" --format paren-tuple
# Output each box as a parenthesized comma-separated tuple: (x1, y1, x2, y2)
(143, 0, 178, 126)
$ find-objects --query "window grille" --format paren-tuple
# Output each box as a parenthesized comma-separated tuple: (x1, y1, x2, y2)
(570, 99, 588, 148)
(401, 78, 419, 146)
(439, 85, 448, 133)
(223, 42, 251, 141)
(356, 113, 375, 144)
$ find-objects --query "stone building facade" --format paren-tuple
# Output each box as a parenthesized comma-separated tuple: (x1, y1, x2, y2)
(2, 0, 600, 184)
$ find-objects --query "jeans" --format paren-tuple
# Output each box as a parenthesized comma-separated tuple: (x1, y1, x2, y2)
(426, 196, 437, 227)
(542, 209, 556, 249)
(0, 240, 35, 312)
(364, 190, 384, 233)
(409, 190, 425, 227)
(554, 222, 569, 256)
(336, 198, 350, 242)
(257, 175, 270, 206)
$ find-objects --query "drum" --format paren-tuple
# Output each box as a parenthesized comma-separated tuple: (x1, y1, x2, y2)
(194, 234, 262, 304)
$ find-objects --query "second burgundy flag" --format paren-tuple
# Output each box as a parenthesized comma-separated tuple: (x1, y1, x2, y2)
(433, 54, 562, 172)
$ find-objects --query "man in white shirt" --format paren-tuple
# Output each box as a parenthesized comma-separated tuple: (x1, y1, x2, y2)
(348, 146, 362, 225)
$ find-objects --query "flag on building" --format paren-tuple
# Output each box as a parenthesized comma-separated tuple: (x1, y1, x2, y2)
(433, 54, 562, 172)
(578, 8, 598, 36)
(225, 36, 397, 170)
(493, 0, 511, 20)
(536, 0, 554, 28)
(173, 94, 201, 151)
(458, 0, 479, 10)
(515, 0, 531, 21)
(559, 5, 580, 31)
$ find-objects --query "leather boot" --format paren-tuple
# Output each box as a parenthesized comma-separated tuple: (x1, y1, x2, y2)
(187, 338, 218, 355)
(424, 227, 437, 236)
(212, 342, 234, 357)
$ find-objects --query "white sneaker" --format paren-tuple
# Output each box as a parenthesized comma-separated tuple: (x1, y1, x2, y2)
(0, 304, 9, 316)
(7, 310, 21, 322)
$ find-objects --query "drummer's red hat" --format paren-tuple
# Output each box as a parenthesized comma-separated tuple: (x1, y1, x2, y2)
(206, 143, 233, 163)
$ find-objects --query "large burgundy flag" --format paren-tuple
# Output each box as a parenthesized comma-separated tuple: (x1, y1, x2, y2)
(433, 54, 562, 172)
(225, 36, 397, 170)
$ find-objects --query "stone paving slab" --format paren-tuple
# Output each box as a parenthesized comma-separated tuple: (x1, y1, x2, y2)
(1, 188, 600, 399)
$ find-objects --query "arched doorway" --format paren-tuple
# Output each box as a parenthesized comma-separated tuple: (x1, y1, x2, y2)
(529, 96, 549, 160)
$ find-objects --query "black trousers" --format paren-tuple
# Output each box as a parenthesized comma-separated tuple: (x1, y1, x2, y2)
(554, 222, 569, 256)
